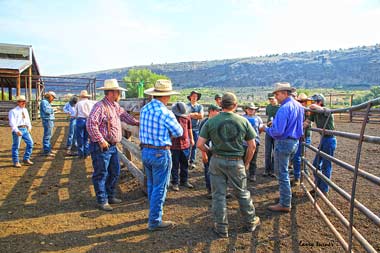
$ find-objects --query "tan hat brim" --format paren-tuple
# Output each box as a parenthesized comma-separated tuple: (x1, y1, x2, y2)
(144, 88, 179, 96)
(272, 87, 296, 93)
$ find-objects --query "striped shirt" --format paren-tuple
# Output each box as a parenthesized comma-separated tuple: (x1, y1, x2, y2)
(87, 97, 139, 144)
(139, 99, 183, 147)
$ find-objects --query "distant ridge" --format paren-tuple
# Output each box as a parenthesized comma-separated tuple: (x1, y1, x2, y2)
(67, 44, 380, 89)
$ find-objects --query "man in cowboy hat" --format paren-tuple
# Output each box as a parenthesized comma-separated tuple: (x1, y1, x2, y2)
(170, 102, 195, 191)
(87, 79, 139, 211)
(63, 95, 78, 155)
(264, 92, 280, 178)
(139, 79, 183, 231)
(242, 102, 263, 182)
(197, 92, 260, 238)
(305, 94, 336, 196)
(75, 90, 95, 159)
(40, 91, 57, 156)
(9, 95, 34, 167)
(292, 93, 312, 186)
(186, 90, 204, 169)
(259, 82, 304, 212)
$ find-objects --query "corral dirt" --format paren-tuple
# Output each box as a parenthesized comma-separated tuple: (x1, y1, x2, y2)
(0, 114, 379, 253)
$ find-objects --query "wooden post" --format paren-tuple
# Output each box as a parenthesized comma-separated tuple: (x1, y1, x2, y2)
(329, 94, 332, 108)
(1, 86, 4, 100)
(28, 67, 32, 101)
(8, 86, 12, 100)
(16, 74, 21, 96)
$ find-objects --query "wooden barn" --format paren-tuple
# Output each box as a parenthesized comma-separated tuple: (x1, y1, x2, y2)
(0, 43, 44, 122)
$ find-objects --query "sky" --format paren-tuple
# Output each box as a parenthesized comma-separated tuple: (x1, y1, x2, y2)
(1, 0, 380, 75)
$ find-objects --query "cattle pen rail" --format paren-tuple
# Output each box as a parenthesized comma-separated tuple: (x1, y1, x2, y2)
(300, 97, 380, 253)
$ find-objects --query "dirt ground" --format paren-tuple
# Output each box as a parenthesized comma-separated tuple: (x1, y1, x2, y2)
(0, 114, 379, 253)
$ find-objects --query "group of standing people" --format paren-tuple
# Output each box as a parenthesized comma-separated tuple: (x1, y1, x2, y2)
(8, 78, 336, 238)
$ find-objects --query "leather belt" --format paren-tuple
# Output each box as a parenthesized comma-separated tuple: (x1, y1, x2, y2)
(18, 125, 27, 128)
(140, 144, 171, 150)
(213, 154, 242, 161)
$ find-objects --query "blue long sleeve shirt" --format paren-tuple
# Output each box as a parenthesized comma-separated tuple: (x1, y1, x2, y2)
(40, 99, 55, 120)
(265, 97, 304, 140)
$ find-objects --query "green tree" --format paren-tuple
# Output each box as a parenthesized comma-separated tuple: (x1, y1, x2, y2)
(123, 69, 169, 98)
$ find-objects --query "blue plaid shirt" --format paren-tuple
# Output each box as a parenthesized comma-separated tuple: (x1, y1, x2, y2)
(139, 99, 183, 146)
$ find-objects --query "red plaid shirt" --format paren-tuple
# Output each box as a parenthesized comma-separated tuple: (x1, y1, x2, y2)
(171, 115, 192, 150)
(87, 97, 138, 144)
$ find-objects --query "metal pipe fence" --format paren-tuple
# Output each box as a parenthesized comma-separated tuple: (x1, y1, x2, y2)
(301, 97, 380, 253)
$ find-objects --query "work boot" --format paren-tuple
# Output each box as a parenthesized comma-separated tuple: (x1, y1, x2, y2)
(14, 162, 22, 168)
(267, 203, 291, 212)
(23, 159, 34, 165)
(213, 225, 228, 238)
(180, 182, 194, 189)
(148, 221, 174, 231)
(98, 202, 113, 211)
(108, 197, 122, 204)
(171, 184, 179, 191)
(249, 175, 257, 182)
(292, 178, 300, 186)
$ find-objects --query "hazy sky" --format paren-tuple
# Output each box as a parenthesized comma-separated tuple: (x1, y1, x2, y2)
(1, 0, 379, 75)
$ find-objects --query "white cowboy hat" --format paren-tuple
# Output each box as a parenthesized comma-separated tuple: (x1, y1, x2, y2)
(97, 79, 127, 91)
(79, 90, 91, 98)
(272, 82, 296, 93)
(16, 95, 27, 102)
(47, 91, 57, 98)
(144, 79, 179, 96)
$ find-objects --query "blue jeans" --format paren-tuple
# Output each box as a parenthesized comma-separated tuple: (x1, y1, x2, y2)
(189, 130, 199, 164)
(203, 157, 211, 192)
(274, 139, 298, 208)
(66, 118, 77, 148)
(264, 134, 275, 173)
(12, 128, 33, 163)
(142, 148, 172, 229)
(244, 144, 260, 176)
(76, 118, 89, 157)
(171, 148, 190, 185)
(42, 119, 54, 153)
(313, 137, 337, 193)
(293, 136, 311, 180)
(90, 142, 120, 204)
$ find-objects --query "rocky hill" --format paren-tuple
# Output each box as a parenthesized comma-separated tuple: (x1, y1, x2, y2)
(68, 44, 380, 89)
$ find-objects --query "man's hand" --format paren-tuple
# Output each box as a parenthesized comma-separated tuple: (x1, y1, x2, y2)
(99, 140, 109, 151)
(16, 131, 22, 136)
(201, 152, 208, 164)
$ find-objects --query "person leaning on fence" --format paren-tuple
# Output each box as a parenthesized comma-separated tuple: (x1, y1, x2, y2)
(263, 93, 280, 177)
(259, 82, 304, 212)
(186, 90, 204, 170)
(40, 91, 57, 157)
(198, 104, 221, 198)
(139, 79, 183, 231)
(304, 94, 337, 196)
(86, 79, 139, 211)
(242, 102, 263, 182)
(292, 93, 312, 186)
(170, 102, 194, 191)
(8, 95, 34, 168)
(63, 95, 78, 155)
(197, 92, 260, 238)
(75, 90, 95, 159)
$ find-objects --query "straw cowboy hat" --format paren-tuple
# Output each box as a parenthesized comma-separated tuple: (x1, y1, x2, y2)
(144, 79, 179, 96)
(172, 102, 189, 118)
(187, 90, 202, 101)
(297, 93, 308, 101)
(97, 79, 127, 91)
(243, 102, 259, 111)
(15, 95, 27, 102)
(47, 91, 57, 98)
(79, 90, 91, 98)
(272, 82, 296, 93)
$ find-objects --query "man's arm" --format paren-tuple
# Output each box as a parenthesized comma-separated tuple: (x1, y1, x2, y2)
(244, 139, 256, 169)
(196, 136, 208, 153)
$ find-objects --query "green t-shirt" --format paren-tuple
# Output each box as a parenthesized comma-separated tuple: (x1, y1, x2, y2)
(309, 111, 335, 133)
(199, 112, 256, 157)
(266, 104, 280, 121)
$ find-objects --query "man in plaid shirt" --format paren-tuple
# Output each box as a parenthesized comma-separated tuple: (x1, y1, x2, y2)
(139, 79, 183, 231)
(87, 79, 139, 211)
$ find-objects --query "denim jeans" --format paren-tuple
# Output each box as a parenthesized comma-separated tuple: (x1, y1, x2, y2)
(274, 138, 298, 208)
(42, 119, 54, 153)
(244, 144, 260, 176)
(171, 148, 190, 185)
(142, 148, 172, 229)
(90, 142, 120, 204)
(293, 136, 311, 180)
(313, 136, 337, 193)
(66, 117, 77, 148)
(203, 158, 211, 192)
(12, 128, 33, 163)
(76, 118, 89, 157)
(209, 156, 257, 233)
(264, 134, 275, 173)
(189, 130, 199, 164)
